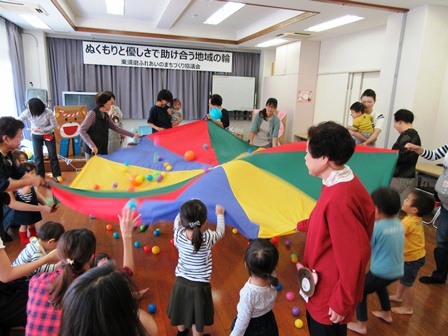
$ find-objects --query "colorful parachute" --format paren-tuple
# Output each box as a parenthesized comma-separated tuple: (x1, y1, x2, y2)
(51, 121, 397, 239)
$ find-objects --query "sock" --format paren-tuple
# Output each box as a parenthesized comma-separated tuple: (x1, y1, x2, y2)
(177, 329, 190, 336)
(19, 231, 29, 244)
(28, 227, 37, 238)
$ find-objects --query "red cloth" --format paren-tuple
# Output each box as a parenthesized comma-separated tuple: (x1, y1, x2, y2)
(297, 176, 375, 325)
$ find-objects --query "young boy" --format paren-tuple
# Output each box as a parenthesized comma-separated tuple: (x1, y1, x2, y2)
(12, 221, 64, 281)
(348, 188, 404, 335)
(296, 121, 375, 335)
(390, 109, 421, 203)
(389, 190, 434, 314)
(169, 98, 183, 127)
(347, 102, 373, 144)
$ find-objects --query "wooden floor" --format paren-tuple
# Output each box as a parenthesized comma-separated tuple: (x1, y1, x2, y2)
(4, 172, 448, 335)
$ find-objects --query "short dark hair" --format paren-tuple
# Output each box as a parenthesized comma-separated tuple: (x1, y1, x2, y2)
(95, 92, 114, 108)
(27, 98, 47, 117)
(350, 102, 364, 113)
(245, 239, 279, 287)
(0, 117, 25, 144)
(371, 188, 401, 217)
(361, 89, 376, 101)
(102, 91, 116, 100)
(394, 109, 414, 124)
(209, 94, 223, 107)
(265, 98, 278, 109)
(307, 121, 355, 166)
(60, 264, 147, 336)
(91, 252, 112, 268)
(38, 221, 65, 241)
(157, 89, 173, 103)
(409, 190, 434, 217)
(18, 162, 36, 173)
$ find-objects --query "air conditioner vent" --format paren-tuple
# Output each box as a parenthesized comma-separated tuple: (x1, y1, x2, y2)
(276, 32, 311, 40)
(0, 1, 49, 16)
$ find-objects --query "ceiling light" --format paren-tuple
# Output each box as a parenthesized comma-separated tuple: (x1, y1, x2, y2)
(204, 2, 245, 25)
(105, 0, 124, 15)
(19, 15, 50, 29)
(256, 38, 288, 48)
(305, 15, 364, 32)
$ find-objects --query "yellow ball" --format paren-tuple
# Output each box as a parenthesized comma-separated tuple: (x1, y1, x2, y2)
(135, 175, 144, 184)
(166, 165, 172, 171)
(294, 319, 304, 329)
(151, 246, 160, 255)
(232, 228, 238, 234)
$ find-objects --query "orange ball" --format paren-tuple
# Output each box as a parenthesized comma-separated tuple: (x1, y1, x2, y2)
(291, 256, 299, 263)
(151, 246, 160, 255)
(184, 150, 195, 161)
(106, 224, 113, 231)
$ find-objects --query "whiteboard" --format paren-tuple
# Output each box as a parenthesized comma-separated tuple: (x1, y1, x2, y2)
(212, 75, 255, 111)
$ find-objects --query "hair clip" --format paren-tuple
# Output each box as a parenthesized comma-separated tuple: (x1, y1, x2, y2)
(188, 220, 201, 228)
(66, 258, 75, 265)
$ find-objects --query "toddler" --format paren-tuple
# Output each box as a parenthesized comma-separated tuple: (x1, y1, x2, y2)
(348, 102, 374, 145)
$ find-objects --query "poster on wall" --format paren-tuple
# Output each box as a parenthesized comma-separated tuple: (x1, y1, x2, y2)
(298, 90, 313, 103)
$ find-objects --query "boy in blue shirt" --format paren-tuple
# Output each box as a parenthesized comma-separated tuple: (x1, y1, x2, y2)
(348, 188, 404, 335)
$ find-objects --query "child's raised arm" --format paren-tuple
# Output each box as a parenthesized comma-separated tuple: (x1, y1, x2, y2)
(117, 205, 141, 272)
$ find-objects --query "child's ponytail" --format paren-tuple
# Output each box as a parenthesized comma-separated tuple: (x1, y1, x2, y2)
(180, 199, 208, 253)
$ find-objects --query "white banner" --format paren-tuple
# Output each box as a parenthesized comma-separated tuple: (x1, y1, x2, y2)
(82, 41, 232, 72)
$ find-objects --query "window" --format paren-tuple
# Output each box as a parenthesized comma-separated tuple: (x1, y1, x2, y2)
(0, 18, 18, 117)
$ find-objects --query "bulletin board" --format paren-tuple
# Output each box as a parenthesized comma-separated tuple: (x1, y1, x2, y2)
(212, 75, 255, 111)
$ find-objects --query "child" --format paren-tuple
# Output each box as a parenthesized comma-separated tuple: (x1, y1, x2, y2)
(230, 239, 279, 336)
(167, 200, 225, 336)
(12, 221, 64, 281)
(170, 98, 183, 127)
(389, 190, 434, 314)
(8, 162, 55, 244)
(12, 149, 28, 166)
(26, 228, 97, 335)
(347, 101, 374, 144)
(348, 188, 404, 335)
(390, 109, 421, 203)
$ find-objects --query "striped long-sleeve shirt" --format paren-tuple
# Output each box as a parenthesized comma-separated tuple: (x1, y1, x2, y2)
(422, 143, 448, 168)
(174, 213, 225, 283)
(12, 237, 58, 280)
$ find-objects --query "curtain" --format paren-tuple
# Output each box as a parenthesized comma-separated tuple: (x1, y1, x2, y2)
(5, 19, 26, 115)
(47, 38, 260, 120)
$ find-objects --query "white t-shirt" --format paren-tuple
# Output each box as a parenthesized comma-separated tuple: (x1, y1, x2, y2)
(372, 111, 385, 131)
(0, 237, 5, 249)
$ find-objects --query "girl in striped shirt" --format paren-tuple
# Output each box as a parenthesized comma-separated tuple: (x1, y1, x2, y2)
(167, 199, 225, 336)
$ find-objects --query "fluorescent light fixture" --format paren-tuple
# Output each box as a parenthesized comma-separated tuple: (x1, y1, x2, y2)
(305, 15, 364, 32)
(105, 0, 124, 15)
(256, 38, 288, 48)
(19, 15, 50, 29)
(204, 2, 245, 25)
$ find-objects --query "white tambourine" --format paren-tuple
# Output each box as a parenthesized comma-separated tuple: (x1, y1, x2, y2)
(296, 262, 319, 297)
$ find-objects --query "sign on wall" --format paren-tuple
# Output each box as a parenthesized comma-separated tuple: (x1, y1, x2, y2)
(83, 41, 232, 72)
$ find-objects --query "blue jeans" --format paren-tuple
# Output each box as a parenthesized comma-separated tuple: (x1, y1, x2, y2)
(436, 205, 448, 250)
(32, 133, 61, 178)
(2, 205, 14, 231)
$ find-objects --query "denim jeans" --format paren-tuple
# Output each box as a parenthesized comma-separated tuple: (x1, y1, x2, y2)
(32, 133, 61, 178)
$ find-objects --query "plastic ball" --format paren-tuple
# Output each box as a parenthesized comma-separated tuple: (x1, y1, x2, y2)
(134, 241, 141, 248)
(146, 174, 153, 181)
(169, 238, 175, 246)
(46, 198, 53, 205)
(126, 198, 138, 209)
(56, 176, 63, 183)
(161, 172, 167, 177)
(285, 239, 291, 248)
(112, 182, 118, 189)
(155, 228, 161, 234)
(143, 245, 151, 253)
(276, 283, 283, 291)
(294, 319, 304, 329)
(203, 144, 208, 149)
(140, 224, 147, 232)
(292, 306, 301, 316)
(106, 224, 113, 231)
(128, 186, 135, 192)
(129, 175, 143, 186)
(147, 304, 156, 314)
(154, 229, 160, 237)
(89, 214, 95, 219)
(232, 228, 238, 234)
(166, 165, 172, 171)
(271, 236, 279, 244)
(113, 232, 119, 239)
(291, 253, 298, 259)
(163, 162, 170, 167)
(291, 256, 299, 263)
(209, 107, 222, 120)
(286, 291, 295, 301)
(93, 184, 100, 190)
(248, 148, 253, 154)
(156, 174, 164, 182)
(184, 150, 195, 161)
(158, 156, 163, 161)
(151, 246, 160, 255)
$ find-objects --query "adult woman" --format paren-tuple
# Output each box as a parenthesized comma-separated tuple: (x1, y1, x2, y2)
(80, 91, 139, 160)
(249, 98, 281, 148)
(350, 89, 385, 147)
(18, 98, 62, 182)
(405, 142, 448, 284)
(60, 264, 158, 336)
(104, 91, 124, 154)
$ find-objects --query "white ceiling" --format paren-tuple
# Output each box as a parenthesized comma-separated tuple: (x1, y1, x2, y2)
(1, 0, 447, 50)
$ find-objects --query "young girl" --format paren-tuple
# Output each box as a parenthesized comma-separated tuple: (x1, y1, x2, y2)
(230, 238, 279, 336)
(170, 98, 183, 127)
(9, 162, 54, 244)
(26, 228, 97, 335)
(167, 200, 225, 336)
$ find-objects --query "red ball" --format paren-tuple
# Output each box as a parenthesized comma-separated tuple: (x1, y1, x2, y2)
(271, 236, 279, 244)
(143, 245, 151, 253)
(93, 184, 100, 190)
(169, 238, 175, 246)
(106, 224, 113, 231)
